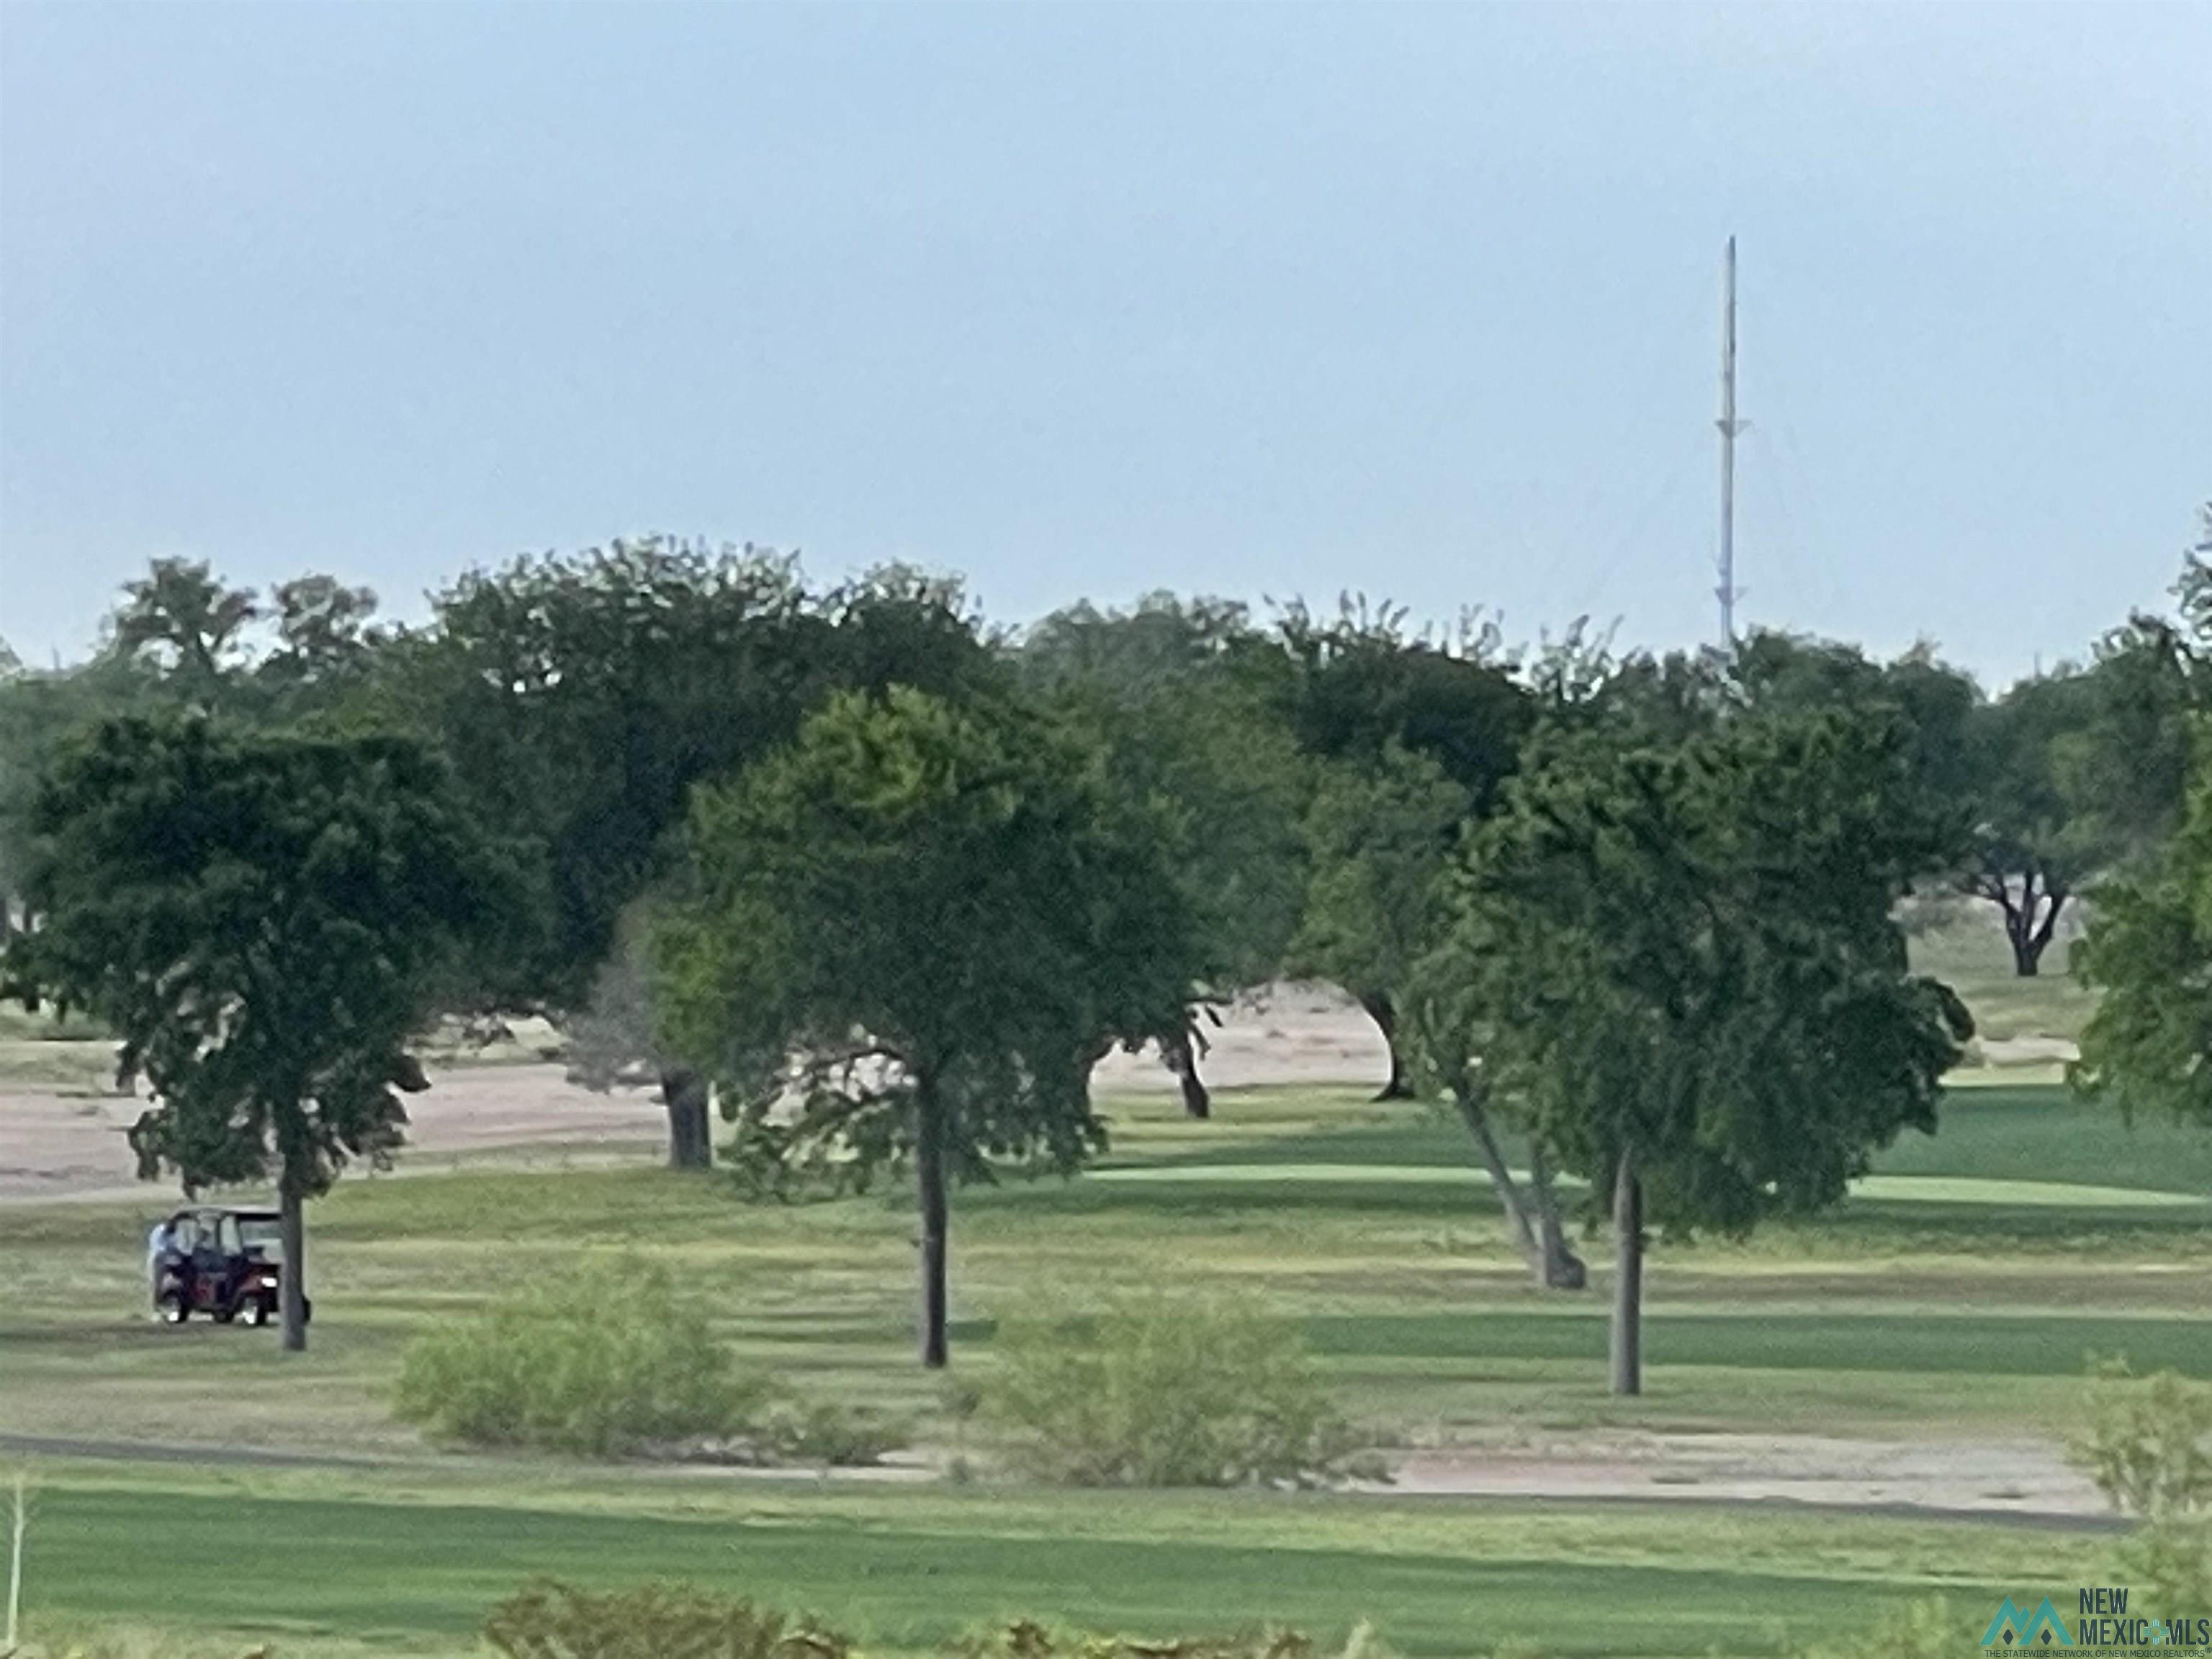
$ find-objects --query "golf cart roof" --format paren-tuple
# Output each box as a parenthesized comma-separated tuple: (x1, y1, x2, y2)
(171, 1205, 281, 1223)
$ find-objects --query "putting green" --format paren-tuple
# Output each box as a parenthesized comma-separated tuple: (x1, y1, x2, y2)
(1087, 1161, 2206, 1210)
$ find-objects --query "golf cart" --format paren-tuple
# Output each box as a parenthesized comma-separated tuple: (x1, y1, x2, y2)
(151, 1206, 305, 1327)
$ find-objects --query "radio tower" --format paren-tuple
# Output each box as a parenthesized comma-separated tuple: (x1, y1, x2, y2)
(1715, 236, 1744, 651)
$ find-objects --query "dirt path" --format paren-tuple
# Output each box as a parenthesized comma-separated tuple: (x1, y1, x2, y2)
(0, 1427, 2117, 1527)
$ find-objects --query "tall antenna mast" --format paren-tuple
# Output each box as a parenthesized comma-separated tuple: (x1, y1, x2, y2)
(1715, 235, 1743, 650)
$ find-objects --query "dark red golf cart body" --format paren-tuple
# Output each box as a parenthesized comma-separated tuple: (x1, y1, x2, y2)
(152, 1205, 302, 1327)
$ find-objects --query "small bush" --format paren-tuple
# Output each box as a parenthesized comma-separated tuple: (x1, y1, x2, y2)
(979, 1290, 1361, 1488)
(394, 1256, 766, 1455)
(482, 1581, 850, 1659)
(2070, 1361, 2212, 1519)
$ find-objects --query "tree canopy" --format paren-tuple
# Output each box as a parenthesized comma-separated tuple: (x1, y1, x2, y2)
(3, 716, 509, 1349)
(1428, 709, 1972, 1392)
(658, 686, 1205, 1366)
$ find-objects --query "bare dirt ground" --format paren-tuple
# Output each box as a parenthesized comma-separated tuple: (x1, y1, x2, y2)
(0, 983, 1391, 1205)
(1385, 1431, 2109, 1520)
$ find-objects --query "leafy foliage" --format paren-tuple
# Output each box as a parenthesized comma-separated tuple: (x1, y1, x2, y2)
(372, 539, 819, 1010)
(393, 1257, 768, 1455)
(1291, 742, 1467, 1012)
(2074, 728, 2212, 1128)
(1022, 594, 1310, 1005)
(2069, 1361, 2212, 1520)
(979, 1290, 1359, 1488)
(7, 717, 504, 1192)
(1435, 709, 1972, 1236)
(482, 1581, 850, 1659)
(660, 686, 1205, 1363)
(4, 715, 508, 1347)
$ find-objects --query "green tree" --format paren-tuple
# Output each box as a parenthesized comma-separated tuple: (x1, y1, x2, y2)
(1021, 594, 1308, 1115)
(1960, 675, 2095, 976)
(2074, 724, 2212, 1130)
(377, 544, 1007, 1167)
(1431, 711, 1971, 1393)
(104, 557, 261, 710)
(1290, 742, 1470, 1099)
(3, 716, 508, 1350)
(1263, 601, 1532, 1092)
(659, 687, 1202, 1367)
(258, 574, 385, 711)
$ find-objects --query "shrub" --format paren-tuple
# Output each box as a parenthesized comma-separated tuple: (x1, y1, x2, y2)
(393, 1256, 766, 1455)
(2070, 1361, 2212, 1519)
(979, 1290, 1360, 1487)
(482, 1581, 850, 1659)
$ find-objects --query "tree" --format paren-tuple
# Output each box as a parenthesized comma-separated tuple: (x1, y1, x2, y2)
(562, 906, 714, 1170)
(2074, 724, 2212, 1130)
(1290, 742, 1470, 1099)
(377, 544, 1009, 1167)
(2, 716, 507, 1350)
(658, 688, 1202, 1367)
(1430, 711, 1971, 1393)
(258, 575, 383, 711)
(1021, 595, 1309, 1116)
(104, 557, 261, 709)
(1404, 926, 1585, 1291)
(1263, 601, 1532, 1091)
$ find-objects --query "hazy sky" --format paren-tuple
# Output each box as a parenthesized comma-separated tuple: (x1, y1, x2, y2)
(3, 4, 2206, 687)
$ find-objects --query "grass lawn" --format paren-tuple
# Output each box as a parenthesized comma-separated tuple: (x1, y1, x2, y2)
(2, 1072, 2206, 1653)
(12, 1465, 2112, 1657)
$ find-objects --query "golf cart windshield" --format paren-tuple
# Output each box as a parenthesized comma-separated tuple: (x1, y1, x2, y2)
(238, 1218, 283, 1258)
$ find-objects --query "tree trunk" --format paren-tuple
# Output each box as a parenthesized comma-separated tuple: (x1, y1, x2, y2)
(278, 1165, 309, 1354)
(914, 1071, 950, 1370)
(660, 1067, 713, 1169)
(1529, 1142, 1587, 1290)
(1357, 992, 1413, 1100)
(1161, 1025, 1211, 1120)
(1609, 1148, 1642, 1396)
(1456, 1097, 1587, 1292)
(1455, 1092, 1537, 1259)
(2008, 885, 2066, 977)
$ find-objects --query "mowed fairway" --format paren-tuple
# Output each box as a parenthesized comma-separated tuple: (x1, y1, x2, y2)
(2, 1052, 2208, 1654)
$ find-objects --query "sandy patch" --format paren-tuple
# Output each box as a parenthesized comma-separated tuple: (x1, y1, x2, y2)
(1383, 1429, 2107, 1518)
(0, 985, 1393, 1205)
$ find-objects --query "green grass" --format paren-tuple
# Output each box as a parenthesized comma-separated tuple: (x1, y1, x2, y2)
(12, 1467, 2107, 1657)
(1, 1078, 2203, 1653)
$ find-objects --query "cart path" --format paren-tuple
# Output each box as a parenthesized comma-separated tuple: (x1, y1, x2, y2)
(0, 1429, 2124, 1532)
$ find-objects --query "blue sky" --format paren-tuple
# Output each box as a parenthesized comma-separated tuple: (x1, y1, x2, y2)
(2, 3, 2205, 687)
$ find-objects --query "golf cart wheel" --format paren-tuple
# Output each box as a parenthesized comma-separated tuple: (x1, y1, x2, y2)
(156, 1289, 188, 1324)
(246, 1297, 273, 1328)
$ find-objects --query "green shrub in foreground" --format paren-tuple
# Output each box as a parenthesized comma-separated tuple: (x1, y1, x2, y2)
(979, 1290, 1362, 1488)
(2070, 1361, 2212, 1519)
(484, 1581, 849, 1659)
(393, 1256, 765, 1455)
(483, 1584, 1395, 1659)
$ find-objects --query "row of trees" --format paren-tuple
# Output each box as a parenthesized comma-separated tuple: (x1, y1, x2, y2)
(4, 512, 2208, 1383)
